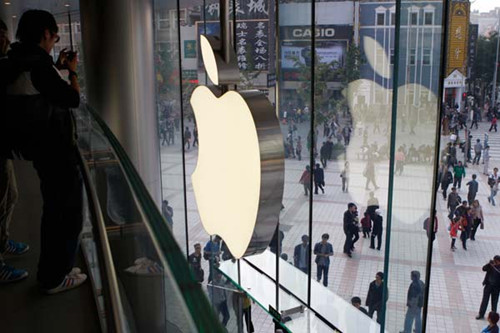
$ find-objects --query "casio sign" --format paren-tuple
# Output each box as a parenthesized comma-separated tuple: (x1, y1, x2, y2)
(292, 28, 335, 38)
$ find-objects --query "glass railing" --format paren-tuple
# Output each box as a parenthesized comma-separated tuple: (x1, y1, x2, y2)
(73, 104, 226, 332)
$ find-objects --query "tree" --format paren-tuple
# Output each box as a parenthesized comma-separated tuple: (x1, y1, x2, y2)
(474, 32, 499, 103)
(291, 44, 365, 125)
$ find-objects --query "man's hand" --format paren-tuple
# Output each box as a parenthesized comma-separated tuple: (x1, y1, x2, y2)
(0, 30, 10, 56)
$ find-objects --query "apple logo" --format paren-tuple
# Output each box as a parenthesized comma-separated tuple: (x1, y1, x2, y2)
(343, 36, 439, 226)
(190, 35, 284, 259)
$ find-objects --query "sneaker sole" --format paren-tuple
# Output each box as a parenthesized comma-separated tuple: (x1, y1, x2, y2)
(0, 271, 29, 284)
(43, 275, 87, 295)
(2, 245, 30, 257)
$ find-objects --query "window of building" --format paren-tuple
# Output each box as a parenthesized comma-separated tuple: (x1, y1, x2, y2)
(423, 48, 431, 65)
(158, 9, 169, 30)
(411, 12, 418, 25)
(391, 13, 396, 26)
(377, 13, 385, 26)
(410, 48, 416, 65)
(424, 12, 433, 25)
(390, 48, 395, 65)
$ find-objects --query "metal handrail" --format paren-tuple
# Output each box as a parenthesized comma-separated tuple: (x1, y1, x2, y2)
(77, 148, 129, 333)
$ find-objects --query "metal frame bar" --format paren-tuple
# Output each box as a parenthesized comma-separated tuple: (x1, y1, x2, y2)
(77, 148, 128, 333)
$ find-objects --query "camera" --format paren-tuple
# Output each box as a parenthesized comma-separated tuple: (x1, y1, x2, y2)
(66, 50, 77, 62)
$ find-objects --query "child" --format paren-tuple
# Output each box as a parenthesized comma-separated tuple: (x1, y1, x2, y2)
(449, 217, 459, 251)
(361, 212, 371, 238)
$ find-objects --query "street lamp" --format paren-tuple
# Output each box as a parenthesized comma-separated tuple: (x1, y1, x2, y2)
(492, 8, 500, 106)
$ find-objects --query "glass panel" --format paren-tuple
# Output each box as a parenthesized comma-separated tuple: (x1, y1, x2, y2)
(276, 0, 313, 306)
(308, 0, 392, 331)
(383, 1, 445, 333)
(154, 0, 188, 256)
(74, 104, 224, 332)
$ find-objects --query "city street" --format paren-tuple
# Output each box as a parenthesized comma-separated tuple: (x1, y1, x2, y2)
(160, 117, 500, 332)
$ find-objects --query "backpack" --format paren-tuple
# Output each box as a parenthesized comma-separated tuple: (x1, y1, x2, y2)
(488, 177, 496, 188)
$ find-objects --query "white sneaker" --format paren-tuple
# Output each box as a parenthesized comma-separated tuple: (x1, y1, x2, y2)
(43, 271, 87, 295)
(124, 257, 163, 276)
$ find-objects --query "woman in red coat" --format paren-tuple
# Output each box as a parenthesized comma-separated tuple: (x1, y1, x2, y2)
(299, 165, 311, 196)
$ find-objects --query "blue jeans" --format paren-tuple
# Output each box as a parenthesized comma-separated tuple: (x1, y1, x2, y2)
(403, 306, 422, 333)
(490, 189, 498, 206)
(317, 264, 329, 287)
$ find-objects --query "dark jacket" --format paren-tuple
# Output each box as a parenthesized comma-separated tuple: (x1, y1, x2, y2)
(1, 43, 79, 159)
(314, 167, 324, 183)
(407, 280, 425, 308)
(366, 281, 386, 308)
(466, 179, 478, 194)
(482, 262, 500, 288)
(343, 210, 356, 233)
(313, 242, 333, 266)
(293, 243, 310, 269)
(372, 214, 383, 235)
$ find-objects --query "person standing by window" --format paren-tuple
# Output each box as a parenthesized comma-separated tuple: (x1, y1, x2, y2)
(313, 233, 333, 287)
(366, 272, 387, 324)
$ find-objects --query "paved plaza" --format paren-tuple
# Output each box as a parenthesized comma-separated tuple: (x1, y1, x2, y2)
(160, 117, 500, 333)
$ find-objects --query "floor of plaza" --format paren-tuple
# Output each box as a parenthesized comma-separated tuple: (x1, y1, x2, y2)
(161, 119, 500, 333)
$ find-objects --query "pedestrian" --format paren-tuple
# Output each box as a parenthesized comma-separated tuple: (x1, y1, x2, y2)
(484, 146, 491, 175)
(466, 174, 479, 204)
(269, 227, 284, 255)
(343, 203, 358, 257)
(366, 272, 386, 324)
(208, 272, 230, 327)
(453, 161, 466, 190)
(361, 211, 372, 238)
(313, 233, 333, 287)
(441, 167, 453, 199)
(488, 168, 499, 206)
(184, 126, 192, 149)
(459, 210, 471, 250)
(188, 243, 204, 283)
(370, 209, 383, 250)
(401, 270, 424, 333)
(192, 125, 198, 147)
(296, 136, 302, 161)
(299, 165, 311, 196)
(3, 10, 86, 293)
(476, 256, 500, 320)
(447, 187, 461, 219)
(340, 161, 350, 192)
(351, 296, 369, 316)
(395, 147, 405, 176)
(364, 159, 379, 190)
(474, 139, 483, 165)
(423, 211, 438, 242)
(319, 142, 328, 168)
(161, 199, 174, 229)
(204, 236, 221, 282)
(232, 293, 255, 333)
(489, 116, 497, 132)
(470, 200, 484, 241)
(0, 19, 29, 284)
(313, 163, 325, 195)
(449, 217, 459, 251)
(480, 312, 499, 333)
(293, 235, 310, 274)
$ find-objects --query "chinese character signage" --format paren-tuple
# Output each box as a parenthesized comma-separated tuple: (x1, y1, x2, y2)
(204, 0, 269, 20)
(468, 24, 478, 79)
(196, 20, 269, 71)
(446, 1, 470, 76)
